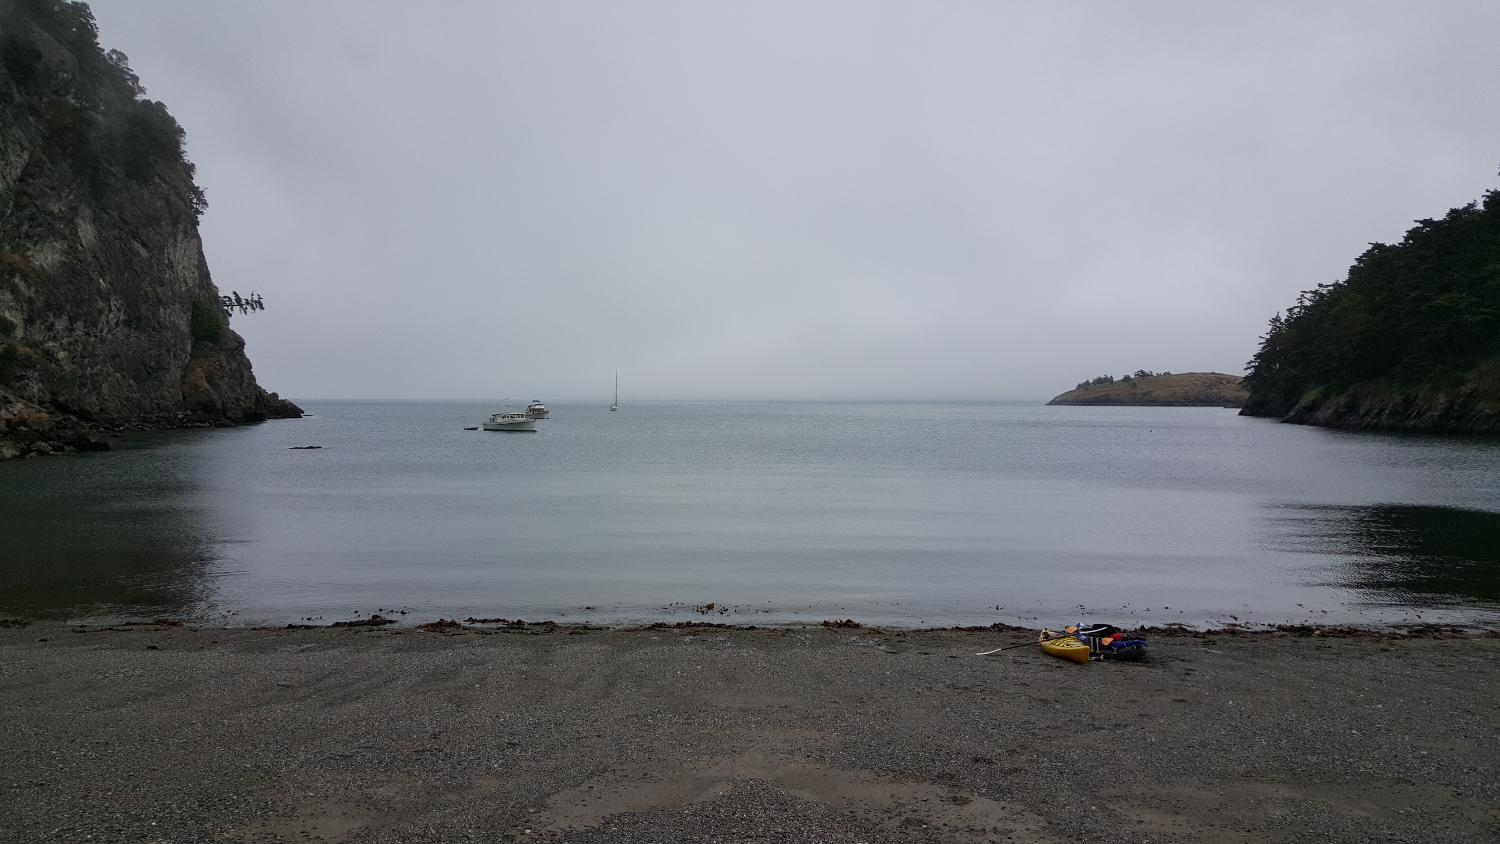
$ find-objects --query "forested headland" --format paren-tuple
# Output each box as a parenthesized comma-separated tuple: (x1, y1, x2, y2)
(1241, 183, 1500, 434)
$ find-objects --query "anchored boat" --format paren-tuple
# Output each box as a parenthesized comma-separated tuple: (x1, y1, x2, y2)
(483, 399, 549, 432)
(483, 411, 535, 432)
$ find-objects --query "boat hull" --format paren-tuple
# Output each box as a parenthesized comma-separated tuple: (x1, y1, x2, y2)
(1038, 632, 1090, 664)
(483, 418, 537, 432)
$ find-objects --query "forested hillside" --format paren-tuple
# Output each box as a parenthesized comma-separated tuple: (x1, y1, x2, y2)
(1241, 184, 1500, 434)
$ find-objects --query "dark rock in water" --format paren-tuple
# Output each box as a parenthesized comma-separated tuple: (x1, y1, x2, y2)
(262, 392, 303, 419)
(0, 1, 301, 460)
(62, 432, 109, 452)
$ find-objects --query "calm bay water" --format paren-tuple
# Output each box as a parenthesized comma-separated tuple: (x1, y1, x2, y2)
(2, 400, 1498, 629)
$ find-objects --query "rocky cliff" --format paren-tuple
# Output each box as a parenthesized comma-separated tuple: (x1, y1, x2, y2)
(1047, 372, 1248, 407)
(1240, 358, 1500, 435)
(0, 0, 297, 458)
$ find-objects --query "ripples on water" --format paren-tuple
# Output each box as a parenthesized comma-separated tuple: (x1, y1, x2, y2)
(1, 401, 1497, 628)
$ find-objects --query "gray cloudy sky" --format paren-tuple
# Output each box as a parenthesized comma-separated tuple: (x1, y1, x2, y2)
(89, 1, 1500, 401)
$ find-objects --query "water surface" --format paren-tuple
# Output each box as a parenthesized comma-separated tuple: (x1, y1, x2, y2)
(2, 401, 1497, 628)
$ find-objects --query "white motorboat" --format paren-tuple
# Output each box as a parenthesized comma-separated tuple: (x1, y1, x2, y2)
(483, 412, 536, 432)
(483, 399, 546, 432)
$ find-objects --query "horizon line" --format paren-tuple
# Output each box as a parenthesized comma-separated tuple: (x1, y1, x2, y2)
(278, 396, 1059, 404)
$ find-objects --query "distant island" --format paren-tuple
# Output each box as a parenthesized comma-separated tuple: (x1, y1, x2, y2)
(1047, 371, 1248, 407)
(1241, 183, 1499, 435)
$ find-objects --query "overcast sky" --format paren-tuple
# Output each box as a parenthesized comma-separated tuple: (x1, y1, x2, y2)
(88, 1, 1500, 402)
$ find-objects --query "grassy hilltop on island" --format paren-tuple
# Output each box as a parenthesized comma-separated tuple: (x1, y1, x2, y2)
(1242, 183, 1500, 434)
(1047, 371, 1247, 406)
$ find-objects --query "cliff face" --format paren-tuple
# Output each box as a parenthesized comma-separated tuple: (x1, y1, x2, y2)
(0, 0, 297, 445)
(1047, 372, 1248, 407)
(1241, 357, 1500, 435)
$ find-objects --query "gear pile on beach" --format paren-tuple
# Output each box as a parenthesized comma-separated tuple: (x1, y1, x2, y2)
(1044, 623, 1150, 662)
(976, 622, 1149, 663)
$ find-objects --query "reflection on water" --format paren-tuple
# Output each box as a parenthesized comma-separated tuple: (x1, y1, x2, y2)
(0, 440, 218, 621)
(1266, 504, 1500, 605)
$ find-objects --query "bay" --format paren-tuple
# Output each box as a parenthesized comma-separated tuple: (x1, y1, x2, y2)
(2, 400, 1498, 629)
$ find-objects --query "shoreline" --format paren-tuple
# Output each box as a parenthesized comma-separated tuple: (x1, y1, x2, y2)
(4, 621, 1496, 843)
(0, 389, 305, 462)
(8, 614, 1499, 637)
(10, 616, 1500, 634)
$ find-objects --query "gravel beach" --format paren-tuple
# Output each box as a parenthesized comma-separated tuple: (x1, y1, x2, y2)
(2, 620, 1496, 844)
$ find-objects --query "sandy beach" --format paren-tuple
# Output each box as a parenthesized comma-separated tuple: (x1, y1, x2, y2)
(2, 620, 1497, 844)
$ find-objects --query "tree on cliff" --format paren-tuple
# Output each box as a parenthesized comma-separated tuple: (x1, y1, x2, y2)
(219, 291, 264, 316)
(1243, 183, 1500, 416)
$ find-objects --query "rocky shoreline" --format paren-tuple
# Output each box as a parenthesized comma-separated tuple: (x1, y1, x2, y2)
(2, 619, 1496, 843)
(1240, 375, 1500, 436)
(0, 391, 301, 461)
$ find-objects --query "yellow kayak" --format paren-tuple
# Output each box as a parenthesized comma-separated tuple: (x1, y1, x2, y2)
(1038, 629, 1090, 664)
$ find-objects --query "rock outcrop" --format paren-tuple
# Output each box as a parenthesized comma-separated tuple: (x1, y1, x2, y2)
(0, 0, 298, 458)
(1241, 357, 1500, 435)
(1047, 372, 1248, 407)
(0, 389, 110, 458)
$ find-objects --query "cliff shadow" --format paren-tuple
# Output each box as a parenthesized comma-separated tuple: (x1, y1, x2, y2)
(1263, 503, 1500, 606)
(0, 455, 219, 621)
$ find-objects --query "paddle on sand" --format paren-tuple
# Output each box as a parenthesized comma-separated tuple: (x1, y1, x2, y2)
(975, 633, 1076, 656)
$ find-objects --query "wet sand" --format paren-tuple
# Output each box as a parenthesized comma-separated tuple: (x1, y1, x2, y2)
(2, 620, 1497, 844)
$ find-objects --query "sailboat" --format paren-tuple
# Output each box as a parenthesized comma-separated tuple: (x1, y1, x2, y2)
(610, 372, 619, 411)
